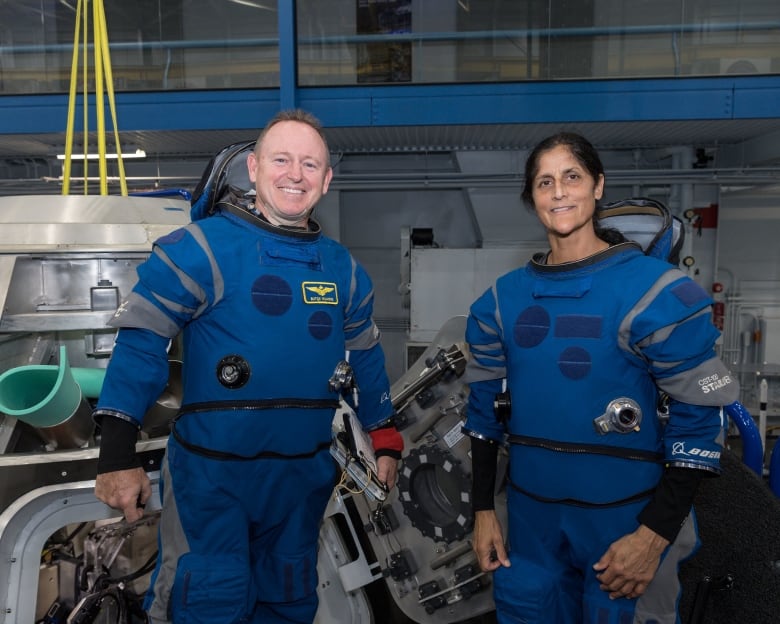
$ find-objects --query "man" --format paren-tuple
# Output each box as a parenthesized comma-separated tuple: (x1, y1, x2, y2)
(94, 109, 403, 624)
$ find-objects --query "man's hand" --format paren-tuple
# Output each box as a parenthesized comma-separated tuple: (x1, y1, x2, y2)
(376, 455, 399, 490)
(593, 524, 670, 599)
(94, 467, 151, 523)
(473, 509, 510, 572)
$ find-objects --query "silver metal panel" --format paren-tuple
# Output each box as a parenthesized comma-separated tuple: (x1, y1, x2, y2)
(409, 245, 545, 343)
(315, 493, 377, 624)
(0, 257, 17, 323)
(0, 311, 116, 333)
(0, 195, 190, 253)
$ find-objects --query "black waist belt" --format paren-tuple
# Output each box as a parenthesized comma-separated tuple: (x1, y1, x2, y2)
(508, 477, 656, 508)
(171, 397, 339, 461)
(507, 433, 664, 463)
(179, 398, 340, 413)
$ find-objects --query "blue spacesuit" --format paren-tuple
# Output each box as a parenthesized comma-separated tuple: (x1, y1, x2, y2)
(94, 196, 395, 623)
(463, 242, 739, 624)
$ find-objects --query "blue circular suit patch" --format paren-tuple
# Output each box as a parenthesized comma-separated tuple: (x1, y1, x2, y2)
(558, 346, 592, 380)
(513, 305, 550, 348)
(309, 310, 333, 340)
(251, 275, 292, 316)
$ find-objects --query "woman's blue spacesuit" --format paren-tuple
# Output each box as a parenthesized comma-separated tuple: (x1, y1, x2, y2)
(94, 195, 395, 623)
(463, 242, 739, 624)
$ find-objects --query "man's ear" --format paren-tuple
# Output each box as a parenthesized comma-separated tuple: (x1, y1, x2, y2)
(322, 166, 333, 194)
(246, 152, 258, 183)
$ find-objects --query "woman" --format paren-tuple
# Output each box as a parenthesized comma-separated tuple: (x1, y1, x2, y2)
(462, 132, 738, 623)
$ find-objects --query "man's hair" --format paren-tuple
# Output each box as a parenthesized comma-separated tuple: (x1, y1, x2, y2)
(255, 109, 331, 166)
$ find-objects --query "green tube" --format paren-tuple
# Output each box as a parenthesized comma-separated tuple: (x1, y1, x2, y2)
(0, 346, 85, 428)
(72, 366, 107, 398)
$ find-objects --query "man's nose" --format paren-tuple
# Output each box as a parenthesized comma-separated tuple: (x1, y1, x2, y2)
(287, 161, 303, 180)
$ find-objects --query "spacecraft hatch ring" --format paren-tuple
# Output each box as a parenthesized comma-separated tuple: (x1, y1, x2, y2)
(397, 443, 472, 543)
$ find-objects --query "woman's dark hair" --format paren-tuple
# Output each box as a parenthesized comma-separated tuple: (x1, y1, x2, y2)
(521, 132, 604, 207)
(521, 131, 624, 244)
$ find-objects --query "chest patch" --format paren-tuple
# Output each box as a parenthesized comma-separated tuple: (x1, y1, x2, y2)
(302, 281, 339, 305)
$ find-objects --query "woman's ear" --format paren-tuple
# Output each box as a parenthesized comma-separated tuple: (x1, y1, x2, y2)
(594, 173, 605, 200)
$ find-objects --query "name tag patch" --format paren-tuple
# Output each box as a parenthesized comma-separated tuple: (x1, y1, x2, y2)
(302, 281, 338, 305)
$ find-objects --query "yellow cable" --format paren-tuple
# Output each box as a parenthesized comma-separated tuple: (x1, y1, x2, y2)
(92, 0, 107, 195)
(95, 0, 127, 195)
(82, 2, 89, 193)
(336, 466, 370, 497)
(63, 0, 129, 196)
(61, 0, 84, 195)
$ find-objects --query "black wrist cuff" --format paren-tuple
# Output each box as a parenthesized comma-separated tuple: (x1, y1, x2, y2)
(97, 416, 141, 474)
(375, 448, 402, 460)
(471, 437, 498, 511)
(637, 466, 705, 542)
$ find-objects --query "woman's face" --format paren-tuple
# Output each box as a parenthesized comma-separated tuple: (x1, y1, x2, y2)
(530, 144, 604, 238)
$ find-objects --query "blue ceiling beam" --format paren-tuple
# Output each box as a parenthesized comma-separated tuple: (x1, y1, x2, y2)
(0, 76, 777, 135)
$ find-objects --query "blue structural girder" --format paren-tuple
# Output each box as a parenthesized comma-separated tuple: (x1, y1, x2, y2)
(0, 75, 779, 136)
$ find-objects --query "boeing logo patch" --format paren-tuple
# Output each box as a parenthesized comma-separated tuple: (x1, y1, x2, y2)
(671, 441, 721, 460)
(302, 282, 338, 305)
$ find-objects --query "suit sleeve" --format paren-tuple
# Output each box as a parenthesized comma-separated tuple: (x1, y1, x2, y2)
(344, 256, 401, 455)
(462, 285, 508, 444)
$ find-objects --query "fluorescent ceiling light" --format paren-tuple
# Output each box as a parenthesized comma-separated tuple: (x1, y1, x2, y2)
(57, 149, 147, 160)
(225, 0, 276, 9)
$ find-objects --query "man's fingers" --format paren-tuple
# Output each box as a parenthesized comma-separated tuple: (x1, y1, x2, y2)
(122, 502, 145, 523)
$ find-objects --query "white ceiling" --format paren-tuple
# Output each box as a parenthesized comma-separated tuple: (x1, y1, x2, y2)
(2, 117, 780, 196)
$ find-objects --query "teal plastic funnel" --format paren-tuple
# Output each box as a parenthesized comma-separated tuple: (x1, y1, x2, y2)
(0, 346, 95, 448)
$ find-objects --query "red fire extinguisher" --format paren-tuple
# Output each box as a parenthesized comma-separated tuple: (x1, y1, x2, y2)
(712, 282, 725, 331)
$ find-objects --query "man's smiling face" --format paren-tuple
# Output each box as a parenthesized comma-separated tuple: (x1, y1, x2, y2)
(247, 120, 333, 227)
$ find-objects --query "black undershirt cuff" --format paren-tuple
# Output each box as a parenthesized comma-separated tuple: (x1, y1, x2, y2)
(96, 416, 141, 474)
(375, 448, 403, 460)
(471, 436, 499, 511)
(637, 466, 706, 542)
